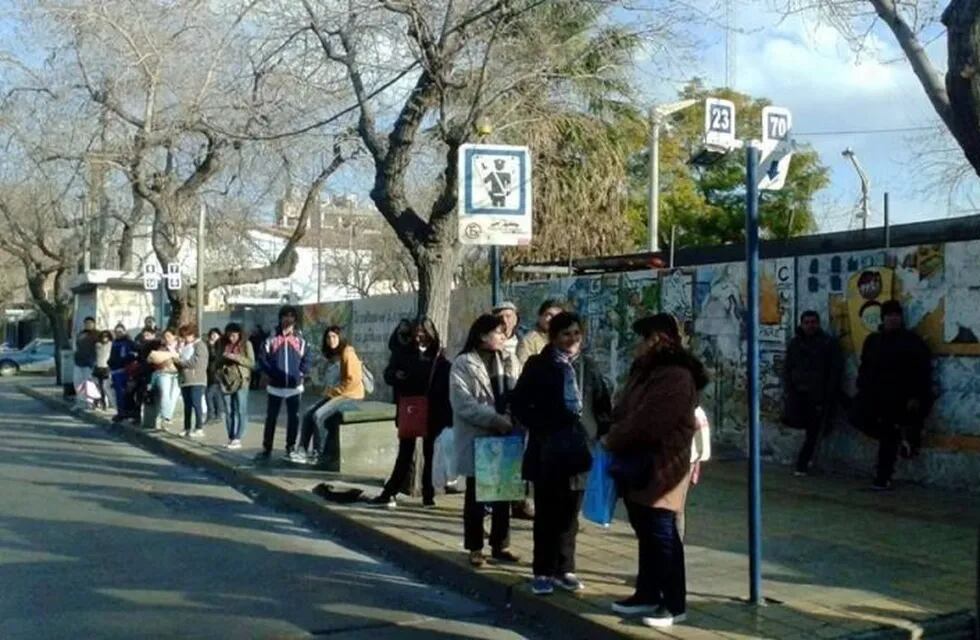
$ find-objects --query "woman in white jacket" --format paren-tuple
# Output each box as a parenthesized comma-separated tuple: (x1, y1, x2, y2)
(450, 314, 521, 568)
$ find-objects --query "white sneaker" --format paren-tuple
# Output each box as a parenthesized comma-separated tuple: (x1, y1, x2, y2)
(190, 430, 205, 439)
(642, 608, 687, 628)
(227, 440, 242, 450)
(287, 450, 307, 464)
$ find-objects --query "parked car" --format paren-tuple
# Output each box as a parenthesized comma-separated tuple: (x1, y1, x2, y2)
(0, 339, 56, 376)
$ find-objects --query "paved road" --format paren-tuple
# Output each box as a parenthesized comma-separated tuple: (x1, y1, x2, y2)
(0, 383, 538, 640)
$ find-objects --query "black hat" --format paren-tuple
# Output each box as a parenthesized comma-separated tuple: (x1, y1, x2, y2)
(632, 313, 680, 340)
(881, 300, 903, 317)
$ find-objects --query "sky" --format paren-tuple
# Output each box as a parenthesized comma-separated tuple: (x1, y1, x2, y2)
(632, 0, 980, 232)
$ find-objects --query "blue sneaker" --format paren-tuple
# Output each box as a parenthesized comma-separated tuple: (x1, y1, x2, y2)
(531, 576, 554, 595)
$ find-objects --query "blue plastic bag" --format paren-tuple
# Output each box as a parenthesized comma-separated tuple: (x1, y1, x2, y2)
(474, 435, 526, 503)
(583, 444, 617, 526)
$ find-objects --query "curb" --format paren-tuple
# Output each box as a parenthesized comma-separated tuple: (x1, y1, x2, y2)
(18, 385, 631, 640)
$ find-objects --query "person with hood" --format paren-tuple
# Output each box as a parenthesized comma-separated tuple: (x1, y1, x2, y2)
(856, 300, 933, 490)
(205, 328, 225, 424)
(512, 311, 612, 596)
(450, 314, 521, 568)
(605, 313, 708, 629)
(784, 310, 843, 476)
(255, 306, 311, 462)
(295, 325, 365, 465)
(108, 324, 137, 421)
(369, 318, 452, 508)
(516, 300, 565, 365)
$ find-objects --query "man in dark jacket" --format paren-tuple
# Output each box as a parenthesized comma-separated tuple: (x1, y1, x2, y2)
(784, 311, 843, 476)
(108, 324, 138, 421)
(856, 300, 933, 490)
(255, 306, 311, 462)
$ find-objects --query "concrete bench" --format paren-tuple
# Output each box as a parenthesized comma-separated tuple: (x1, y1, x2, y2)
(321, 401, 398, 478)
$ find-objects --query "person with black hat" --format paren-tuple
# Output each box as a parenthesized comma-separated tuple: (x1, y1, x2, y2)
(605, 313, 708, 629)
(254, 305, 311, 462)
(856, 300, 933, 490)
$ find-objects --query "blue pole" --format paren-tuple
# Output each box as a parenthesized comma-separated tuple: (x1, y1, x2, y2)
(490, 246, 502, 308)
(745, 142, 763, 606)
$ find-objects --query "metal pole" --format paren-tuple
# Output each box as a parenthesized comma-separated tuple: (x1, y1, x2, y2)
(861, 182, 870, 231)
(669, 224, 677, 268)
(490, 246, 501, 308)
(648, 108, 661, 253)
(317, 209, 323, 304)
(196, 203, 206, 331)
(883, 192, 891, 249)
(745, 142, 763, 606)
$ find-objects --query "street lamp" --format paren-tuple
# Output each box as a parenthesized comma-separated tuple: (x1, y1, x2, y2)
(841, 147, 871, 230)
(648, 99, 698, 252)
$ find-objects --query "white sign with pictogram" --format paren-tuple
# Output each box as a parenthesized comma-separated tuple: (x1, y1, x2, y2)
(704, 98, 737, 151)
(165, 263, 182, 291)
(759, 106, 793, 191)
(143, 263, 160, 291)
(457, 143, 533, 246)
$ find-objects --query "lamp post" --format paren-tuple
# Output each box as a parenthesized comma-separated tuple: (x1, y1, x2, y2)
(648, 99, 698, 252)
(841, 148, 871, 230)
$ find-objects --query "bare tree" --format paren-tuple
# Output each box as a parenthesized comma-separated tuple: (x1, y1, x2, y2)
(785, 0, 980, 177)
(19, 0, 354, 325)
(319, 217, 418, 297)
(252, 0, 682, 335)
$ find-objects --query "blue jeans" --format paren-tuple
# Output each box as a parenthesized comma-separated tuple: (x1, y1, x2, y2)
(222, 388, 249, 441)
(299, 397, 360, 456)
(206, 383, 224, 422)
(181, 385, 205, 433)
(111, 370, 129, 415)
(156, 372, 179, 421)
(624, 501, 686, 614)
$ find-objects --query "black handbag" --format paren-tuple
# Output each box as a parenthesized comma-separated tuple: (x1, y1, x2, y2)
(539, 422, 593, 478)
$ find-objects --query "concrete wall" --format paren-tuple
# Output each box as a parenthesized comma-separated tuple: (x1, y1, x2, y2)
(203, 239, 980, 492)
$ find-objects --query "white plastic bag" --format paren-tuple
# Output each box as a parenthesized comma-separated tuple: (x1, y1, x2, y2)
(432, 428, 457, 489)
(691, 406, 712, 463)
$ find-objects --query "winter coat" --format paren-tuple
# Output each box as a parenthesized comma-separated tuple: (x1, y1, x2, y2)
(857, 327, 933, 423)
(326, 345, 365, 400)
(783, 328, 843, 428)
(512, 345, 611, 490)
(605, 347, 708, 512)
(450, 350, 519, 477)
(516, 328, 548, 365)
(74, 330, 97, 367)
(259, 329, 311, 390)
(219, 340, 255, 387)
(176, 340, 209, 387)
(385, 345, 452, 435)
(206, 342, 222, 385)
(108, 336, 138, 371)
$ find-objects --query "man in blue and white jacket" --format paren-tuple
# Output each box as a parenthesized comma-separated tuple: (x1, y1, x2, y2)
(255, 306, 311, 461)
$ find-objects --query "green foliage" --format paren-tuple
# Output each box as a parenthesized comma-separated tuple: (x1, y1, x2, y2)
(626, 80, 831, 249)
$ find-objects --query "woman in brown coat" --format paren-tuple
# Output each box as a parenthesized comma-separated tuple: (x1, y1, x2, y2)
(605, 313, 708, 629)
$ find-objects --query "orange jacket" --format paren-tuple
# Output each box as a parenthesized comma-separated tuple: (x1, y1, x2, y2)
(326, 345, 365, 400)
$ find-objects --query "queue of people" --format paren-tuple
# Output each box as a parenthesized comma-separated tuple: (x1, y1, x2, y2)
(64, 295, 935, 631)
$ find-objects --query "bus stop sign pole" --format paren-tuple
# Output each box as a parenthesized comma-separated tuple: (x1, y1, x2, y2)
(745, 141, 763, 606)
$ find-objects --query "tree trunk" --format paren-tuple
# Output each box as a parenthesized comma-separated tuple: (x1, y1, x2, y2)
(118, 223, 135, 272)
(51, 310, 69, 384)
(415, 245, 458, 341)
(943, 0, 980, 176)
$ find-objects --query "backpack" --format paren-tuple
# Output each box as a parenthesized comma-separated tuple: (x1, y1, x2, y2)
(218, 363, 244, 394)
(362, 365, 375, 396)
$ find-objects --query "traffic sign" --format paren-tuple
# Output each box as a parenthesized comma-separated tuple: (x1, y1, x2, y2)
(704, 98, 737, 151)
(143, 263, 160, 291)
(165, 263, 181, 291)
(457, 143, 532, 246)
(759, 106, 793, 191)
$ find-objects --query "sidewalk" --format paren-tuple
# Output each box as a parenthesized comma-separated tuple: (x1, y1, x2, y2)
(18, 381, 978, 640)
